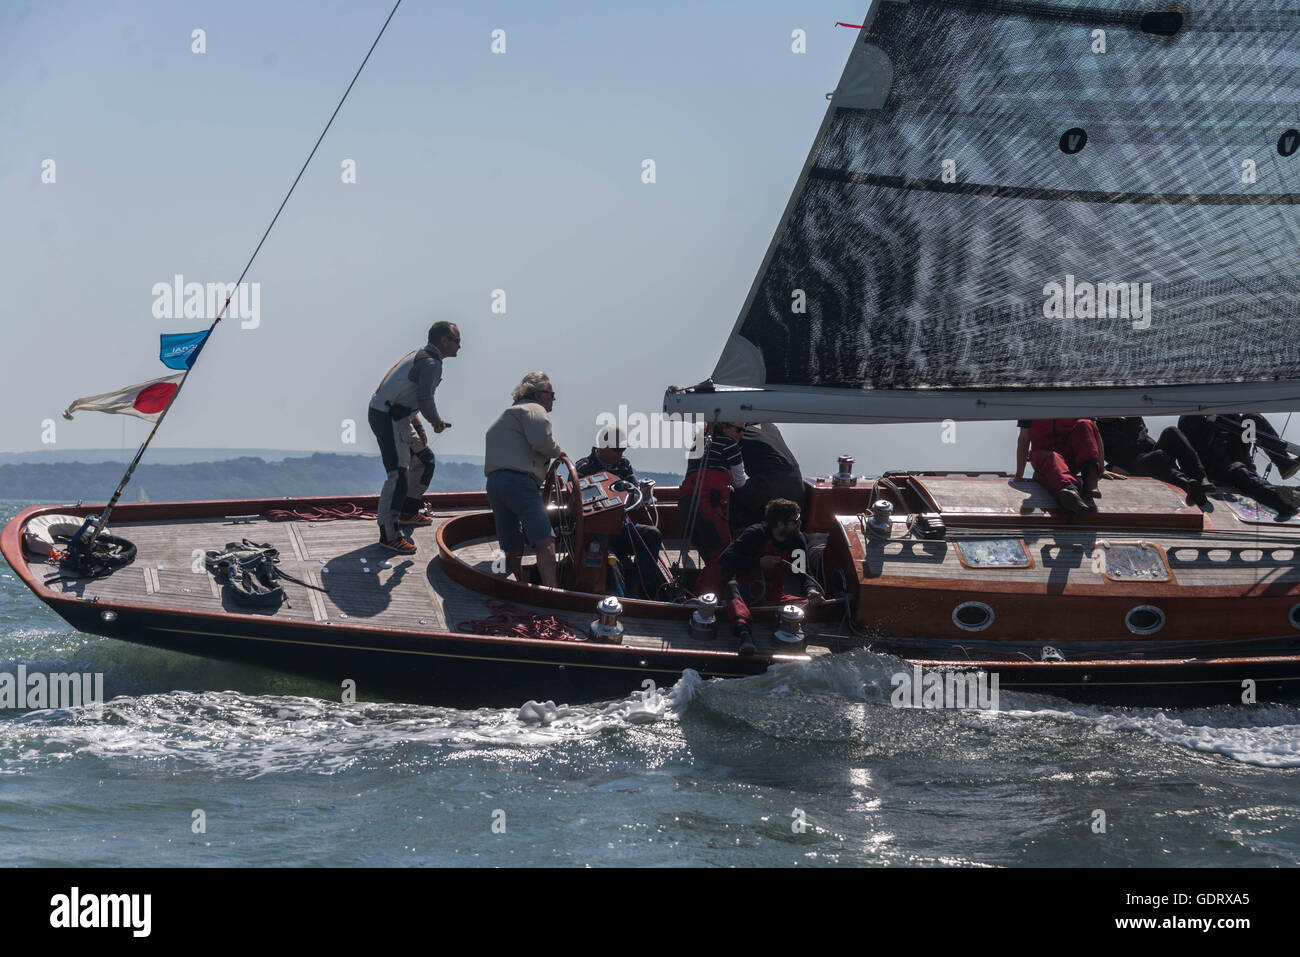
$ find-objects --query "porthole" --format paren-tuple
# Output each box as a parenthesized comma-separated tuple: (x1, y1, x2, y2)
(1289, 603, 1300, 631)
(1126, 605, 1165, 635)
(953, 601, 994, 632)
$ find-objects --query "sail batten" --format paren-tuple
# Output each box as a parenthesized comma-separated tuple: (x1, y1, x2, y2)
(675, 0, 1300, 423)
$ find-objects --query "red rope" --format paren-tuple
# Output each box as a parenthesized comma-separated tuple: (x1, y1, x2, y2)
(265, 503, 378, 522)
(456, 601, 590, 642)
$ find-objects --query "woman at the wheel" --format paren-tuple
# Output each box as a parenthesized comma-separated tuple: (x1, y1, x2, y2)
(484, 372, 565, 587)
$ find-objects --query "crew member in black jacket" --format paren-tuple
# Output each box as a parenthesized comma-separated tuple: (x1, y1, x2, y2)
(729, 422, 806, 532)
(697, 498, 823, 656)
(1096, 416, 1212, 506)
(1178, 413, 1300, 521)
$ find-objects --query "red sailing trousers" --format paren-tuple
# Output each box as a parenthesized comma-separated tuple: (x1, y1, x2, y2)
(1028, 418, 1102, 495)
(696, 544, 806, 630)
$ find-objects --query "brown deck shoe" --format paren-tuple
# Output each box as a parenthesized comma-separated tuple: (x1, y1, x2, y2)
(398, 512, 433, 527)
(379, 535, 417, 554)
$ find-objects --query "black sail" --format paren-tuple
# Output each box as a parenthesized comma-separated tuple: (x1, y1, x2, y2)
(670, 0, 1300, 422)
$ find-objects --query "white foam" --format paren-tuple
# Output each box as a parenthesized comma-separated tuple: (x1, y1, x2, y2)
(1001, 704, 1300, 767)
(0, 670, 708, 778)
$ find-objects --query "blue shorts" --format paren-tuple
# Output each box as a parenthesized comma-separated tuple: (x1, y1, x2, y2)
(486, 470, 553, 553)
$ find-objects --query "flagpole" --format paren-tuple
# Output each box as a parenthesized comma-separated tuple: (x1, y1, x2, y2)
(81, 0, 404, 550)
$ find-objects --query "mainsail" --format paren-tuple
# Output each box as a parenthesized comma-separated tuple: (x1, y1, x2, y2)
(665, 0, 1300, 423)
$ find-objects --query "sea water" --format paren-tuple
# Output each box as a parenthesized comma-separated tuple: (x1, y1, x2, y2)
(1, 502, 1297, 867)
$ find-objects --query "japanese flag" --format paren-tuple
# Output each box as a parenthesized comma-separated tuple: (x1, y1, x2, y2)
(62, 373, 185, 422)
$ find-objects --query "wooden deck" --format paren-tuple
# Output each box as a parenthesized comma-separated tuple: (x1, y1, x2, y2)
(29, 509, 854, 658)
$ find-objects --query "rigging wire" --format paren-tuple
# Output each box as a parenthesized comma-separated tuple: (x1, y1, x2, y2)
(86, 0, 405, 546)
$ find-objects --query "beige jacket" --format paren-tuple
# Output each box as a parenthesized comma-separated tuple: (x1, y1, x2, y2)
(484, 401, 562, 485)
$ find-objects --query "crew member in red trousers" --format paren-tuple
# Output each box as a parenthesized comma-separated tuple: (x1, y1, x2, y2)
(696, 498, 823, 656)
(1015, 418, 1121, 513)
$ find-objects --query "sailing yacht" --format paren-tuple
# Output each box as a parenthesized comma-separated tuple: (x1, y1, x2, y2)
(6, 0, 1300, 706)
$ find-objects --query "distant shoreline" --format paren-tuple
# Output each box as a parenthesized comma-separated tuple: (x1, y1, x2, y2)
(0, 453, 681, 502)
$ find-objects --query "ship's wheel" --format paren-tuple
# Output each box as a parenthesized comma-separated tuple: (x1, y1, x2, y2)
(542, 455, 582, 580)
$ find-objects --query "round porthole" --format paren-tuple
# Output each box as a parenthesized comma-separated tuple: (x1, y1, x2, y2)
(1126, 605, 1165, 635)
(1289, 603, 1300, 631)
(953, 601, 994, 632)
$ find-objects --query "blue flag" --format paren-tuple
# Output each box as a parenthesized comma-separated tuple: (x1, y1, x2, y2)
(159, 330, 210, 370)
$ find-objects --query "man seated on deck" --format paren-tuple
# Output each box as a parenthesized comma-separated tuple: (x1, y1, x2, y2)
(1178, 414, 1300, 522)
(1096, 416, 1213, 507)
(696, 498, 823, 657)
(1015, 418, 1123, 515)
(574, 426, 667, 599)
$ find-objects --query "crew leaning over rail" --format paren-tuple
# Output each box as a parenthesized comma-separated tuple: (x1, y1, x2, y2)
(368, 321, 462, 554)
(485, 372, 565, 588)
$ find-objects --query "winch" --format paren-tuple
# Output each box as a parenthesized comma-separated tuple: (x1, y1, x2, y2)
(589, 596, 625, 643)
(690, 593, 720, 640)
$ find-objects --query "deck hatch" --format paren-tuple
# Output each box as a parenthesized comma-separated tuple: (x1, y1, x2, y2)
(1217, 493, 1300, 526)
(1098, 541, 1171, 582)
(954, 538, 1032, 569)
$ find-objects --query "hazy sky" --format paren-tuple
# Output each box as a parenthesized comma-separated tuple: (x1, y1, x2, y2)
(3, 1, 1275, 483)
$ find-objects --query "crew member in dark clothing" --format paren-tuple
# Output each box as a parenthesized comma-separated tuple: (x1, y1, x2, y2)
(574, 427, 666, 598)
(696, 498, 823, 656)
(1207, 414, 1300, 479)
(1096, 417, 1213, 506)
(678, 422, 747, 565)
(1178, 414, 1300, 522)
(729, 422, 806, 532)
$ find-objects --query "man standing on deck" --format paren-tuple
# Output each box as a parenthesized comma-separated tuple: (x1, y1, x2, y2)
(368, 321, 461, 553)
